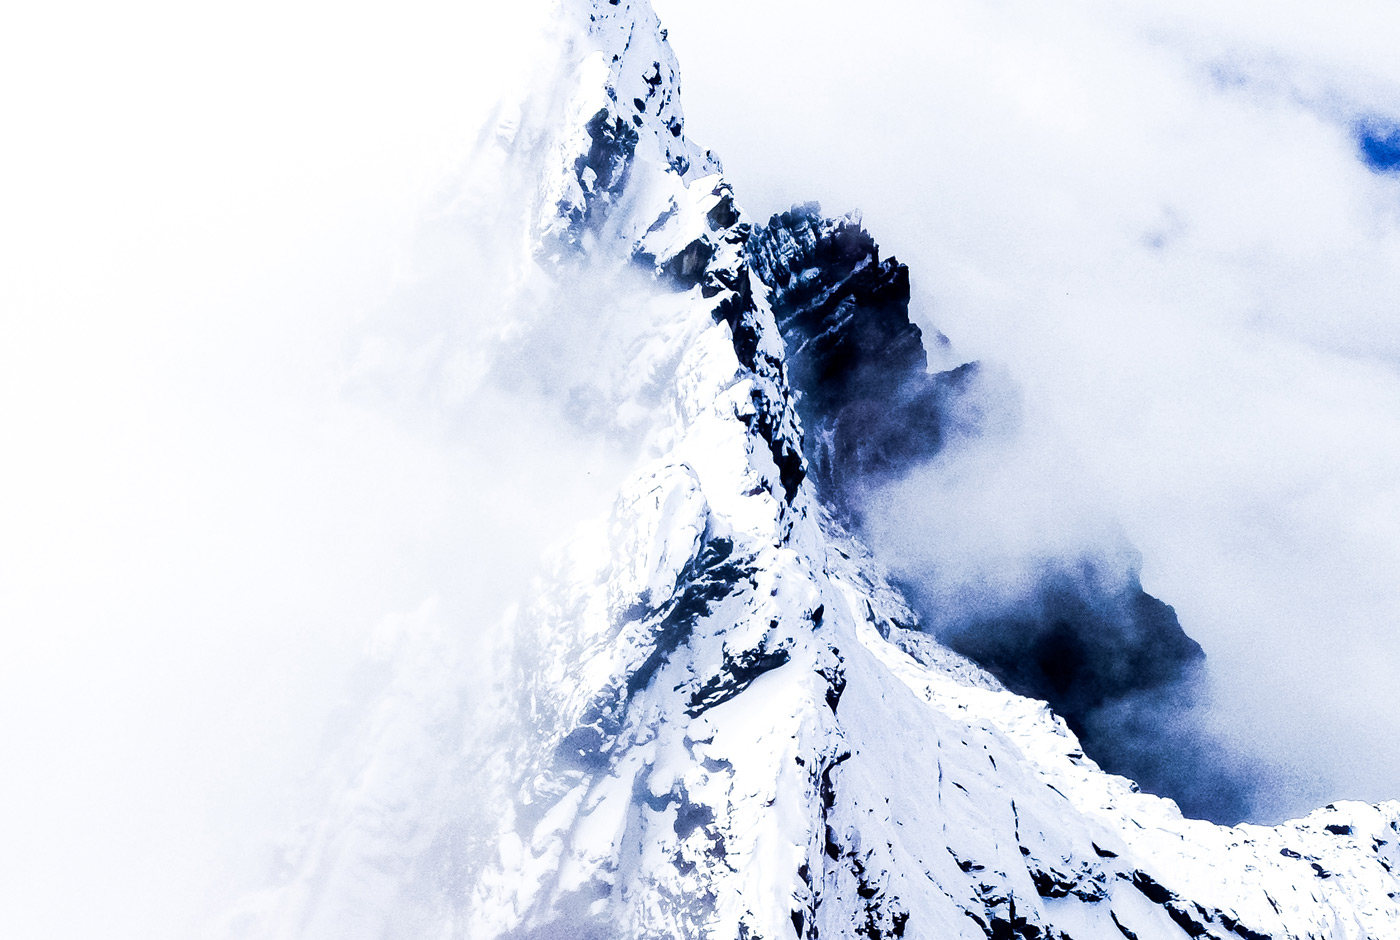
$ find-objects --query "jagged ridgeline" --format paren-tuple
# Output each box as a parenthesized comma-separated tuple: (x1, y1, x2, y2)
(743, 205, 1250, 823)
(745, 205, 977, 503)
(494, 1, 1394, 934)
(237, 2, 1400, 938)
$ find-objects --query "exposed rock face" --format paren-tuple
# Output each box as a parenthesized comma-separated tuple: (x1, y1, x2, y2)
(743, 204, 1238, 821)
(745, 205, 974, 506)
(230, 1, 1400, 938)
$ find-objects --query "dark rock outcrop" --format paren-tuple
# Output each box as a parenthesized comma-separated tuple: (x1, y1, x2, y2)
(744, 203, 1252, 823)
(746, 204, 979, 508)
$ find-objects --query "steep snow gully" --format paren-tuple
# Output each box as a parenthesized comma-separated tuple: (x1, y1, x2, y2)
(240, 1, 1400, 938)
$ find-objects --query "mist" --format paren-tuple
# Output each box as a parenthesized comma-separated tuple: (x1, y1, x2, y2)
(0, 1, 619, 938)
(861, 406, 1265, 823)
(655, 0, 1400, 823)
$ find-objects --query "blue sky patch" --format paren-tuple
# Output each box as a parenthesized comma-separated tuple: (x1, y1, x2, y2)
(1356, 119, 1400, 172)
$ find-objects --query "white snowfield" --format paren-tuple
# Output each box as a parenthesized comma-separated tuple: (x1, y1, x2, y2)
(227, 2, 1400, 938)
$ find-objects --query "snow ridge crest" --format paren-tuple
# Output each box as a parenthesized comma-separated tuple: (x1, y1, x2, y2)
(233, 2, 1400, 938)
(469, 2, 1400, 937)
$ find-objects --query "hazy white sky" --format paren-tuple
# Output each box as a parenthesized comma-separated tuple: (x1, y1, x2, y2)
(3, 0, 1399, 936)
(1, 2, 553, 937)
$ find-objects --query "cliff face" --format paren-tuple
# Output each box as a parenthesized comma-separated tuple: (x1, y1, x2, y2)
(745, 206, 967, 504)
(744, 204, 1240, 824)
(229, 2, 1400, 938)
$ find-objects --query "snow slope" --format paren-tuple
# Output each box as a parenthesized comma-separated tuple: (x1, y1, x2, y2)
(225, 1, 1400, 938)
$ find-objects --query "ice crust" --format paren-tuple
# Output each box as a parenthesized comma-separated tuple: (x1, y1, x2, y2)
(229, 2, 1400, 938)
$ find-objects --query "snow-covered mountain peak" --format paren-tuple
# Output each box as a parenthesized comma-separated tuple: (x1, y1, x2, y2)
(532, 0, 721, 258)
(228, 1, 1400, 938)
